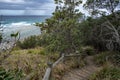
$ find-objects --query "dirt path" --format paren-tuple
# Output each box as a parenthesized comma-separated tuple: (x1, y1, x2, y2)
(62, 56, 102, 80)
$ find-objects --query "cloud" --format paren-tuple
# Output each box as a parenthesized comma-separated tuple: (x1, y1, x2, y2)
(0, 0, 88, 15)
(0, 10, 24, 15)
(0, 0, 25, 4)
(0, 0, 55, 15)
(23, 10, 46, 15)
(0, 9, 55, 15)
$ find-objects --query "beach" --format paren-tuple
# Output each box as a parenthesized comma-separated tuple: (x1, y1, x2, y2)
(0, 15, 49, 52)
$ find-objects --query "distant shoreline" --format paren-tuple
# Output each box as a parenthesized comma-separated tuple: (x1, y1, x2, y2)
(1, 15, 51, 17)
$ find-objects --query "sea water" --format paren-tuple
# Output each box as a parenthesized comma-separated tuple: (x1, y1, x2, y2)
(0, 15, 50, 40)
(0, 15, 50, 51)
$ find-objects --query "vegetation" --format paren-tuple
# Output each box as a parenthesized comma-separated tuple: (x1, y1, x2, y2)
(89, 66, 120, 80)
(17, 36, 37, 49)
(0, 0, 120, 79)
(0, 47, 48, 80)
(0, 33, 2, 43)
(36, 0, 83, 53)
(0, 67, 23, 80)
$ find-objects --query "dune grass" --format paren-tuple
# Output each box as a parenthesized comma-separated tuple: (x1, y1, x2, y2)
(0, 47, 86, 80)
(0, 47, 49, 79)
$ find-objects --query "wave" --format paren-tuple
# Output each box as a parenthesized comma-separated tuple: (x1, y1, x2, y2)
(2, 21, 41, 40)
(9, 22, 31, 26)
(3, 22, 32, 27)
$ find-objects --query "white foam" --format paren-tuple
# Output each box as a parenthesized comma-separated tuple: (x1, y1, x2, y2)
(2, 22, 41, 40)
(4, 22, 31, 28)
(11, 22, 31, 26)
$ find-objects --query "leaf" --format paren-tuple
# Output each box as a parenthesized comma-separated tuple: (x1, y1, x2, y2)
(0, 71, 6, 76)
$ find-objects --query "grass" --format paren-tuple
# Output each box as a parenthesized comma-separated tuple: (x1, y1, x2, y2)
(0, 47, 62, 80)
(89, 51, 120, 80)
(2, 46, 119, 80)
(12, 47, 46, 55)
(51, 57, 85, 80)
(94, 51, 120, 66)
(94, 52, 109, 66)
(89, 66, 120, 80)
(0, 47, 48, 80)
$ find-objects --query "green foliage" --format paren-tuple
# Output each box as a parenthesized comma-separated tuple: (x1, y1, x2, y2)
(108, 53, 120, 67)
(17, 36, 37, 49)
(79, 12, 120, 51)
(0, 33, 2, 43)
(83, 0, 120, 51)
(0, 67, 23, 80)
(0, 68, 11, 80)
(10, 32, 19, 38)
(27, 48, 46, 55)
(38, 49, 46, 55)
(84, 0, 120, 15)
(89, 66, 120, 80)
(81, 46, 95, 56)
(79, 16, 107, 50)
(16, 34, 54, 49)
(94, 51, 120, 66)
(94, 52, 109, 65)
(38, 0, 83, 53)
(35, 22, 47, 31)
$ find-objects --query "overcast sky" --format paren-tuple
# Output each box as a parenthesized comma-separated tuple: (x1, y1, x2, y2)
(0, 0, 87, 15)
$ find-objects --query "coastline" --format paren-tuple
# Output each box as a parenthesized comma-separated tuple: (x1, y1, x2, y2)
(2, 22, 41, 40)
(0, 23, 41, 52)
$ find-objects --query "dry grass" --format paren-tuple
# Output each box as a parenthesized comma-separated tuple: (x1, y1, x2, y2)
(0, 47, 48, 80)
(52, 57, 85, 80)
(0, 47, 85, 80)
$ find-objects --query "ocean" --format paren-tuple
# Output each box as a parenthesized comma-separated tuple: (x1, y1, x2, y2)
(0, 15, 50, 40)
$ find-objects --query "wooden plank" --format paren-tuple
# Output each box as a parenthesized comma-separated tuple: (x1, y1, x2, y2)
(65, 54, 81, 57)
(42, 53, 81, 80)
(43, 55, 64, 80)
(52, 55, 64, 68)
(42, 67, 52, 80)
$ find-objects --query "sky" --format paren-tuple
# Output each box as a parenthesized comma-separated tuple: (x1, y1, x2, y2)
(0, 0, 88, 15)
(0, 0, 56, 15)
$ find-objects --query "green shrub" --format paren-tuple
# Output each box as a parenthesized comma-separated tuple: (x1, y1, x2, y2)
(0, 33, 2, 43)
(94, 52, 120, 66)
(17, 35, 50, 49)
(109, 53, 120, 67)
(81, 46, 95, 57)
(26, 48, 46, 55)
(94, 52, 109, 65)
(27, 50, 33, 54)
(0, 68, 13, 80)
(0, 67, 23, 80)
(38, 50, 46, 55)
(89, 66, 120, 80)
(17, 36, 37, 49)
(36, 34, 49, 46)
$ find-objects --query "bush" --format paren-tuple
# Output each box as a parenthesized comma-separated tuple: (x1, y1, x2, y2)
(0, 33, 2, 43)
(94, 52, 109, 66)
(108, 53, 120, 67)
(89, 66, 120, 80)
(94, 51, 120, 66)
(1, 51, 47, 80)
(81, 46, 95, 57)
(17, 36, 37, 49)
(0, 68, 14, 80)
(38, 50, 46, 55)
(0, 67, 23, 80)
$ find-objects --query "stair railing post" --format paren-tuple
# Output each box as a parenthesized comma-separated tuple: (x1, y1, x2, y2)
(47, 62, 53, 80)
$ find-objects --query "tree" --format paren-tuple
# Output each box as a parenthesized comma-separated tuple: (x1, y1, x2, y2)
(84, 0, 120, 17)
(41, 0, 83, 53)
(84, 0, 120, 51)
